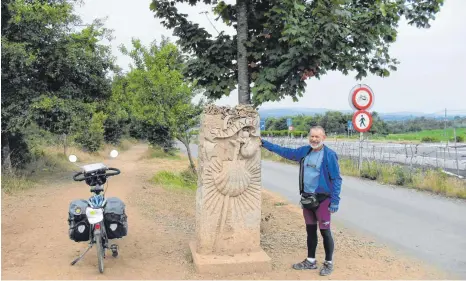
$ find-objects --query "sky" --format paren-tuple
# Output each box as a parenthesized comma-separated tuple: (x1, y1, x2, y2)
(75, 0, 466, 114)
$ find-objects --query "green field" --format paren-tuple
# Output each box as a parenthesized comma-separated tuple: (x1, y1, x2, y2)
(382, 128, 466, 142)
(332, 128, 466, 143)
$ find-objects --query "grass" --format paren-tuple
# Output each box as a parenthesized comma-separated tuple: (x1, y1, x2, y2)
(384, 128, 465, 143)
(141, 145, 181, 160)
(1, 138, 138, 194)
(1, 174, 36, 194)
(151, 168, 197, 191)
(333, 128, 466, 143)
(261, 149, 466, 199)
(2, 146, 77, 194)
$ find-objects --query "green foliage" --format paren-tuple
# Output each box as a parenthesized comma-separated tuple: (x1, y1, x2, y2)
(143, 145, 181, 160)
(385, 128, 465, 142)
(151, 169, 198, 190)
(264, 111, 389, 136)
(421, 136, 438, 143)
(262, 130, 308, 137)
(114, 38, 200, 150)
(393, 166, 413, 186)
(74, 111, 107, 152)
(1, 0, 116, 168)
(360, 161, 379, 180)
(149, 0, 443, 106)
(453, 135, 464, 143)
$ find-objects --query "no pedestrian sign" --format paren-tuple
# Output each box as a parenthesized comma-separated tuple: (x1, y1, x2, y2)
(352, 110, 373, 133)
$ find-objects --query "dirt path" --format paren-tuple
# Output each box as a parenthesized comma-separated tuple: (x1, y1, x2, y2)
(1, 144, 449, 279)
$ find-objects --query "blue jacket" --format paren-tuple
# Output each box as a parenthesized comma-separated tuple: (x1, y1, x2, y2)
(262, 140, 343, 206)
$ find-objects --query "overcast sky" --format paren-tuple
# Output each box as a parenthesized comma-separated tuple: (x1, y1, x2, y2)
(75, 0, 466, 114)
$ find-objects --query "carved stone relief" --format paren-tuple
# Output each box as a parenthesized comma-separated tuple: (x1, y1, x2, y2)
(194, 104, 263, 256)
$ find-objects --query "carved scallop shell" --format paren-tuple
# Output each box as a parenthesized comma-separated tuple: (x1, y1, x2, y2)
(214, 160, 250, 197)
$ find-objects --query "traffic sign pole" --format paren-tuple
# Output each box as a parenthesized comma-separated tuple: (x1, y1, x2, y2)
(359, 131, 363, 172)
(348, 84, 375, 173)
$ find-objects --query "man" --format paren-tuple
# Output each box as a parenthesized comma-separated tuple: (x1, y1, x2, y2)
(261, 126, 342, 276)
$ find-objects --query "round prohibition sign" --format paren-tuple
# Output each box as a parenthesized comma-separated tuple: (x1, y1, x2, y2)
(351, 86, 374, 110)
(352, 110, 373, 133)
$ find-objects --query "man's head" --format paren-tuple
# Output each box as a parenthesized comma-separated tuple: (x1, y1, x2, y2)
(308, 126, 326, 149)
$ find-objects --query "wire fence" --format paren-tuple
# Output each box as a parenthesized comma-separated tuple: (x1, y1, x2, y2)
(262, 136, 466, 178)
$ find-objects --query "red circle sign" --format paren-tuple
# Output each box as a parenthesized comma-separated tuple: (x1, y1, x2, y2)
(352, 110, 373, 133)
(351, 86, 374, 110)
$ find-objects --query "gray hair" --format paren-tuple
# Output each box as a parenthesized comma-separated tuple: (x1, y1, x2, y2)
(309, 126, 326, 136)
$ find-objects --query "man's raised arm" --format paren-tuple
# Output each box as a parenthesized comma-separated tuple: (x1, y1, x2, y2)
(261, 139, 307, 162)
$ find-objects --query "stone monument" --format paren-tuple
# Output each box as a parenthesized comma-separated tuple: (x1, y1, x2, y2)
(189, 104, 271, 275)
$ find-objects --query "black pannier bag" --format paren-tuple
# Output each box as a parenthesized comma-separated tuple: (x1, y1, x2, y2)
(104, 197, 128, 239)
(68, 199, 90, 242)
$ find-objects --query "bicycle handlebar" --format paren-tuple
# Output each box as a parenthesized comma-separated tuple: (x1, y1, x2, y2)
(72, 167, 121, 182)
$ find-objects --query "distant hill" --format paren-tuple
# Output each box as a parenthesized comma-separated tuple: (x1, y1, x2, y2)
(257, 108, 464, 121)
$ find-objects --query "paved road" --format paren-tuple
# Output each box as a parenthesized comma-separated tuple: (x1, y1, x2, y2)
(178, 142, 466, 279)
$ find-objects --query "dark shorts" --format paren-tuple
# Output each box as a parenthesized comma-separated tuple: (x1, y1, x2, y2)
(303, 198, 331, 229)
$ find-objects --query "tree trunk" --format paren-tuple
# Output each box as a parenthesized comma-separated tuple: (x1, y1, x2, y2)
(185, 141, 196, 174)
(1, 133, 13, 175)
(236, 0, 250, 105)
(63, 133, 68, 156)
(178, 136, 196, 174)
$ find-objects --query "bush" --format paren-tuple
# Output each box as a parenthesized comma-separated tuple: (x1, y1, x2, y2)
(393, 166, 413, 186)
(74, 112, 106, 152)
(421, 136, 439, 143)
(144, 145, 180, 159)
(360, 161, 379, 180)
(450, 135, 464, 143)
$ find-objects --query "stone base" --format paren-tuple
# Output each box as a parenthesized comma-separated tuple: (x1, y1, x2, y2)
(189, 241, 272, 275)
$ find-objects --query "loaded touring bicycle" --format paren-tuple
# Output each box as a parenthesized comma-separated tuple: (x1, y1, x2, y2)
(67, 150, 128, 273)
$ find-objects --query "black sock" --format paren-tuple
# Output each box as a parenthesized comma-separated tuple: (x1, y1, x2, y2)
(320, 229, 334, 261)
(306, 224, 318, 259)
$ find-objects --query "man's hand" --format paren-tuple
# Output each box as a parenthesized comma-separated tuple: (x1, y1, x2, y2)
(328, 203, 339, 213)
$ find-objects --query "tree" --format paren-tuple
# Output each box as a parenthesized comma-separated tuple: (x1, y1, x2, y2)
(1, 0, 116, 169)
(171, 98, 204, 173)
(114, 38, 201, 167)
(150, 0, 443, 106)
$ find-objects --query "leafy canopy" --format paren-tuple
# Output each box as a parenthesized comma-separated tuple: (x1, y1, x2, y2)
(150, 0, 443, 106)
(2, 0, 117, 154)
(113, 37, 201, 146)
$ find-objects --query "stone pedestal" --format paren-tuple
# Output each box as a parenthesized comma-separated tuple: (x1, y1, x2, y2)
(190, 104, 271, 275)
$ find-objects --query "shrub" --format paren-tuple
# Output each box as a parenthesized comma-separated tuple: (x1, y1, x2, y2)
(421, 136, 438, 143)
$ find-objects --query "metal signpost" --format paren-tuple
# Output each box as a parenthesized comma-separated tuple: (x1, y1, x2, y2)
(347, 120, 354, 137)
(349, 84, 375, 172)
(260, 120, 266, 131)
(286, 118, 293, 137)
(286, 118, 292, 127)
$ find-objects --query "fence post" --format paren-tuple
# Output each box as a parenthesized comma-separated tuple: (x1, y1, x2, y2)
(454, 128, 460, 176)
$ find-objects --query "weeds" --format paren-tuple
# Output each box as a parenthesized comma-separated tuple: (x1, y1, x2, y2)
(1, 174, 35, 194)
(151, 168, 198, 191)
(2, 138, 137, 194)
(142, 145, 181, 160)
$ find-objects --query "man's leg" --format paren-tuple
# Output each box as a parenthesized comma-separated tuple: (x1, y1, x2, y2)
(315, 199, 335, 276)
(292, 208, 318, 270)
(307, 224, 318, 259)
